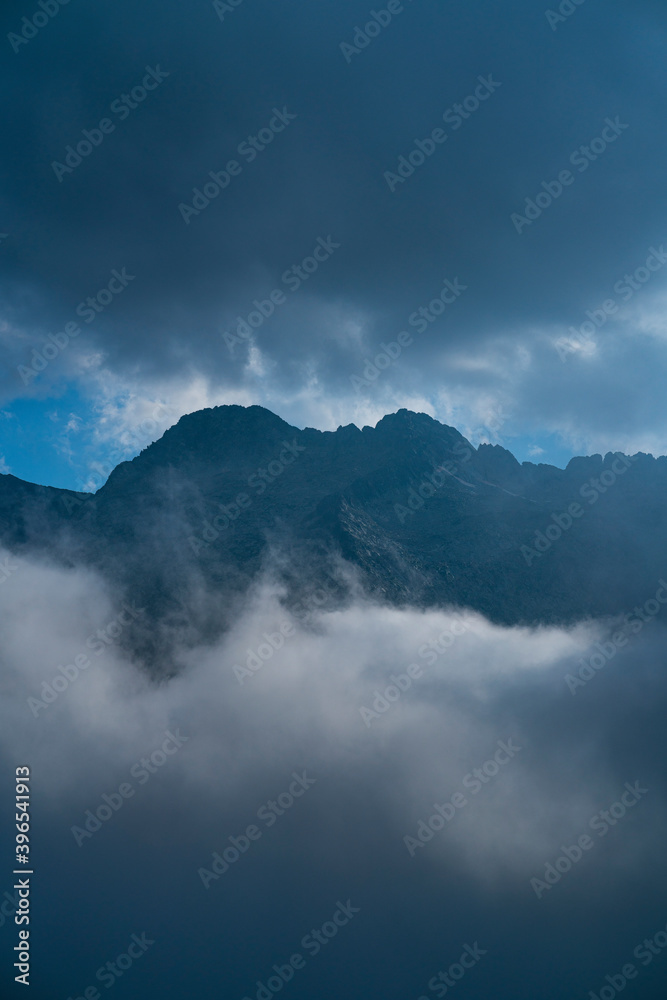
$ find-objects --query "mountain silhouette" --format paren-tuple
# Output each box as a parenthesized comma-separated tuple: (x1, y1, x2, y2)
(2, 405, 664, 665)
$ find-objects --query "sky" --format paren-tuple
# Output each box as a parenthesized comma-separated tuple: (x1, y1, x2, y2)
(2, 6, 667, 993)
(1, 0, 667, 488)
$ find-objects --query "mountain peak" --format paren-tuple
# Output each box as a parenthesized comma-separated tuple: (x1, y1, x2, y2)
(0, 402, 664, 634)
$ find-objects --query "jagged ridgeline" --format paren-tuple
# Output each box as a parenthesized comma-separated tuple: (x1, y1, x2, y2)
(1, 405, 665, 661)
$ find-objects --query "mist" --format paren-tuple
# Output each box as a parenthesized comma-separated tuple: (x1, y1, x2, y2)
(1, 549, 666, 999)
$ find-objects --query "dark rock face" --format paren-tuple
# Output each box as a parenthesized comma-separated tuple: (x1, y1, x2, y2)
(1, 404, 665, 654)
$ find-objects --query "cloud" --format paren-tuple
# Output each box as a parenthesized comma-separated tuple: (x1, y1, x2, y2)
(2, 0, 667, 474)
(0, 549, 665, 996)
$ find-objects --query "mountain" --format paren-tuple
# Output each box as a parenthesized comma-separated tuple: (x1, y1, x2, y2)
(2, 405, 666, 665)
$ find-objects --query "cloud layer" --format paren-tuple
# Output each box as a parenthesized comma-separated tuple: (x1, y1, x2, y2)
(1, 550, 666, 997)
(2, 0, 667, 482)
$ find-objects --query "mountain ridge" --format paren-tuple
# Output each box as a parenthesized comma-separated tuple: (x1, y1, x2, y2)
(1, 404, 665, 667)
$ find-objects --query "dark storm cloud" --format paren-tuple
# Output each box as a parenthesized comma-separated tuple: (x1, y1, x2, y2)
(2, 0, 667, 447)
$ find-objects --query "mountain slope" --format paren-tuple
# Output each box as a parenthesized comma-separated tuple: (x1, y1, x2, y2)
(1, 405, 665, 657)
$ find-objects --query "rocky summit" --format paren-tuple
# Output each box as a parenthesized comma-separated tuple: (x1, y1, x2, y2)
(1, 405, 665, 662)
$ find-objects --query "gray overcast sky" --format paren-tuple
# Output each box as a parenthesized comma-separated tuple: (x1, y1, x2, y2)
(1, 0, 667, 487)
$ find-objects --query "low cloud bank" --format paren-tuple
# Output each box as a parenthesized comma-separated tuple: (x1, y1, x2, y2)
(1, 551, 666, 998)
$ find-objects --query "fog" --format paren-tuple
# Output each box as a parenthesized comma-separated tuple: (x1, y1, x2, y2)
(1, 549, 666, 998)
